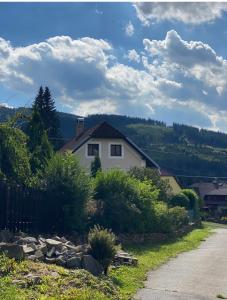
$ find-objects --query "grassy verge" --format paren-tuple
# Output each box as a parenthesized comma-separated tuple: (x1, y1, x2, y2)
(0, 223, 216, 300)
(0, 256, 119, 300)
(110, 223, 214, 300)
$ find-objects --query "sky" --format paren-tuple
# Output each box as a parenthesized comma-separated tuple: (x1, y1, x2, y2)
(1, 2, 227, 131)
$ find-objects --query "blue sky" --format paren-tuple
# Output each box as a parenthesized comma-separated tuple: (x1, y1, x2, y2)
(1, 2, 227, 131)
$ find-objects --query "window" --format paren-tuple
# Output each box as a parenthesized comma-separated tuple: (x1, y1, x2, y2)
(87, 144, 99, 156)
(110, 144, 122, 157)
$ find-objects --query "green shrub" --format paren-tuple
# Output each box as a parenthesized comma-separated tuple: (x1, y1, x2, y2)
(43, 152, 92, 232)
(88, 225, 117, 275)
(169, 192, 189, 209)
(129, 167, 172, 202)
(93, 169, 159, 233)
(153, 202, 189, 233)
(181, 189, 201, 220)
(90, 154, 102, 177)
(168, 206, 189, 231)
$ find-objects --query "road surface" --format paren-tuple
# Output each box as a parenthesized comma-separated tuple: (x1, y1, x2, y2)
(135, 227, 227, 300)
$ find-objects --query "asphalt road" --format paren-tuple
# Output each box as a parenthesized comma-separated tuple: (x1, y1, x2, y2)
(135, 227, 227, 300)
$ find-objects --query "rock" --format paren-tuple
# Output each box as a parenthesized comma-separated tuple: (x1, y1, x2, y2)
(45, 257, 56, 264)
(22, 245, 36, 255)
(46, 239, 63, 251)
(47, 247, 56, 258)
(114, 251, 138, 266)
(17, 237, 37, 244)
(55, 256, 66, 267)
(0, 243, 25, 260)
(38, 237, 46, 244)
(60, 236, 68, 243)
(37, 243, 47, 255)
(66, 256, 81, 268)
(25, 273, 42, 285)
(82, 255, 103, 276)
(0, 230, 13, 243)
(34, 249, 44, 260)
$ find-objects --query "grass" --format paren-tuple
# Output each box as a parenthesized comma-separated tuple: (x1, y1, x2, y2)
(0, 223, 216, 300)
(110, 223, 214, 300)
(0, 255, 120, 300)
(217, 294, 227, 299)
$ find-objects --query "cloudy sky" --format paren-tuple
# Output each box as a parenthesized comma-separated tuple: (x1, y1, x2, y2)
(1, 2, 227, 131)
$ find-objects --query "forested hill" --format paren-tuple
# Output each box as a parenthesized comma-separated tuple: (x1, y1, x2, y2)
(1, 106, 227, 185)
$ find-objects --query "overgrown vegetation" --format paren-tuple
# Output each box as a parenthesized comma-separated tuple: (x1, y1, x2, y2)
(0, 254, 120, 300)
(88, 225, 117, 275)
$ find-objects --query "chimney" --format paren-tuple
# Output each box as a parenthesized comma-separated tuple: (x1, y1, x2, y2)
(76, 118, 85, 137)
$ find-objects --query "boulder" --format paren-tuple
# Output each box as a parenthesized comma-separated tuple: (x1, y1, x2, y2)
(17, 237, 37, 245)
(45, 257, 56, 264)
(22, 245, 36, 255)
(55, 256, 66, 267)
(82, 255, 103, 276)
(66, 256, 81, 268)
(37, 243, 47, 255)
(46, 239, 63, 251)
(46, 247, 56, 258)
(0, 243, 25, 260)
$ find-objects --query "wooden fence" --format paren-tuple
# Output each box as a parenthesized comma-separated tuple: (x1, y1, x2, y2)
(0, 180, 43, 233)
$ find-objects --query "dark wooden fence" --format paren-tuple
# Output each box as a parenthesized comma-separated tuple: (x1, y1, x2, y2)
(0, 180, 43, 233)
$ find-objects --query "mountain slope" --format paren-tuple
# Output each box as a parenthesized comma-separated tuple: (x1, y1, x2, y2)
(1, 107, 227, 185)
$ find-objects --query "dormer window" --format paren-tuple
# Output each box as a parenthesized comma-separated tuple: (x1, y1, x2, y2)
(87, 143, 99, 156)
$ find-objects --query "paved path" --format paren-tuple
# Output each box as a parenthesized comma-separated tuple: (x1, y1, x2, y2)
(135, 228, 227, 300)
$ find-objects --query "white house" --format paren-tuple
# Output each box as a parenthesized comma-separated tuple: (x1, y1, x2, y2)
(60, 118, 160, 172)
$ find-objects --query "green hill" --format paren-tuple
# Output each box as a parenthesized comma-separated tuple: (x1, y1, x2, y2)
(1, 107, 227, 186)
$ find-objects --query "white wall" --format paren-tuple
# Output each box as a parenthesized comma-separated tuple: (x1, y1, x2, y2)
(74, 138, 146, 171)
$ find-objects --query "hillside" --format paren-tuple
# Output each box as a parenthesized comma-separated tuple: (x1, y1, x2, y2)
(1, 107, 227, 185)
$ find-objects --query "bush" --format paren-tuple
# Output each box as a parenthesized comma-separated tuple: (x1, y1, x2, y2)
(181, 189, 201, 220)
(169, 192, 190, 209)
(93, 169, 159, 233)
(129, 167, 172, 202)
(168, 206, 189, 231)
(153, 202, 189, 233)
(43, 153, 92, 232)
(88, 225, 117, 275)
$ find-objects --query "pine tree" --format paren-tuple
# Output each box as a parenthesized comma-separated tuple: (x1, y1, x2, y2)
(33, 86, 44, 113)
(91, 154, 102, 177)
(43, 87, 59, 138)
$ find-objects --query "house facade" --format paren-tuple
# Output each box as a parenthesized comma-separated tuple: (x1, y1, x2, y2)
(160, 169, 182, 195)
(191, 182, 227, 216)
(60, 119, 160, 172)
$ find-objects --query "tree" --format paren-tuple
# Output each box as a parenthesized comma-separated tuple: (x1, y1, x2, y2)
(181, 189, 201, 220)
(31, 86, 60, 149)
(27, 109, 53, 173)
(42, 87, 60, 140)
(43, 153, 92, 232)
(0, 124, 31, 184)
(90, 154, 102, 177)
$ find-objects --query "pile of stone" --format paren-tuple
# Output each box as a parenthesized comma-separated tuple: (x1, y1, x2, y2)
(114, 250, 138, 267)
(0, 230, 102, 276)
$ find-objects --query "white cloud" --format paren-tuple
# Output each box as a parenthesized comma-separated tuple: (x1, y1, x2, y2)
(2, 33, 227, 132)
(125, 21, 134, 37)
(134, 2, 227, 25)
(126, 49, 140, 63)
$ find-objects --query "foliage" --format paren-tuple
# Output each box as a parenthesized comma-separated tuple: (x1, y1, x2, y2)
(111, 224, 212, 300)
(88, 225, 117, 275)
(0, 124, 31, 184)
(93, 169, 159, 233)
(153, 202, 189, 233)
(90, 154, 102, 177)
(128, 166, 172, 201)
(181, 189, 201, 220)
(169, 192, 190, 209)
(43, 153, 92, 232)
